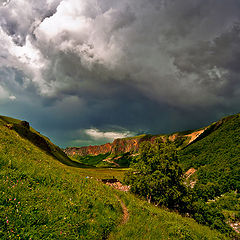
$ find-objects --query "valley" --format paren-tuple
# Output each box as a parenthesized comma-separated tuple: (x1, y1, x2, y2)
(1, 1, 239, 239)
(0, 114, 239, 239)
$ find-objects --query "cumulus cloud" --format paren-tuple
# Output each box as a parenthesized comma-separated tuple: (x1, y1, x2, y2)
(9, 95, 16, 100)
(85, 128, 133, 141)
(1, 0, 240, 146)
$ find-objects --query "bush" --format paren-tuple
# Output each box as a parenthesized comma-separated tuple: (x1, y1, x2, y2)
(125, 138, 187, 209)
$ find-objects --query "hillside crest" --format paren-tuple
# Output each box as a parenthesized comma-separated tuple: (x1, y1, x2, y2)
(65, 129, 206, 157)
(65, 114, 238, 157)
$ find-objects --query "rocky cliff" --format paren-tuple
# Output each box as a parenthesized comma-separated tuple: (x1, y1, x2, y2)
(64, 135, 156, 156)
(65, 129, 206, 157)
(65, 143, 112, 156)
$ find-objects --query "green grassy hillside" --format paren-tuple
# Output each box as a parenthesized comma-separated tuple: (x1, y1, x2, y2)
(0, 116, 86, 168)
(72, 152, 134, 168)
(0, 115, 229, 239)
(180, 114, 240, 200)
(0, 116, 124, 239)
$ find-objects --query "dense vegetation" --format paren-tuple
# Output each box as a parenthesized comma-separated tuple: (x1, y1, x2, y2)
(125, 139, 236, 237)
(209, 191, 240, 223)
(0, 115, 230, 239)
(125, 139, 186, 208)
(180, 114, 240, 200)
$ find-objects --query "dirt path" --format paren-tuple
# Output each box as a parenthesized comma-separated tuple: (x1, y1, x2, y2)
(103, 195, 129, 240)
(103, 158, 120, 167)
(115, 195, 129, 225)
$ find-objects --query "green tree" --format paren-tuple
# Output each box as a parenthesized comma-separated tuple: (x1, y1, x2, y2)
(125, 138, 187, 209)
(125, 138, 234, 235)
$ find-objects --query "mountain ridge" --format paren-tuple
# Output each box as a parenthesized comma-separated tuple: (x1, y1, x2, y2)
(64, 123, 210, 157)
(65, 114, 238, 158)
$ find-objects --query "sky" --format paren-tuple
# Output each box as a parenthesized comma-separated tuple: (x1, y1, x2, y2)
(0, 0, 240, 147)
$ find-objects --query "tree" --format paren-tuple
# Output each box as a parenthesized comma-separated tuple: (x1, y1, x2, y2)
(125, 138, 234, 234)
(125, 138, 186, 209)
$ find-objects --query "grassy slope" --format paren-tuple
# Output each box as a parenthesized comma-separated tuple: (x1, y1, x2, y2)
(109, 191, 228, 240)
(72, 153, 111, 167)
(72, 153, 134, 168)
(0, 115, 229, 239)
(0, 116, 123, 239)
(0, 116, 86, 168)
(180, 114, 240, 194)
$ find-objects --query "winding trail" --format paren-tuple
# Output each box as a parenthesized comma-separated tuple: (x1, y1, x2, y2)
(115, 195, 129, 225)
(103, 157, 120, 167)
(103, 194, 129, 240)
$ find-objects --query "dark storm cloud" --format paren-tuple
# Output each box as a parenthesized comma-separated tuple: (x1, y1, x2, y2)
(1, 0, 240, 147)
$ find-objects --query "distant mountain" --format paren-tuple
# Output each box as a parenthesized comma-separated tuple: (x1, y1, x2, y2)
(65, 129, 205, 157)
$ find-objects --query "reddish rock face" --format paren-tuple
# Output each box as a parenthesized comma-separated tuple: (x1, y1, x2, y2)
(64, 136, 157, 156)
(65, 143, 112, 156)
(65, 129, 206, 157)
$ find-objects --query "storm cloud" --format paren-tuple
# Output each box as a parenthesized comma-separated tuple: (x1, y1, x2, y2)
(0, 0, 240, 147)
